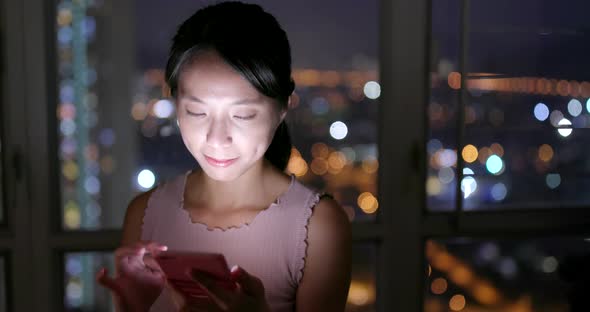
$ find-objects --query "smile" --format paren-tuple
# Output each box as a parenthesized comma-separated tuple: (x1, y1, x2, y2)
(204, 156, 239, 167)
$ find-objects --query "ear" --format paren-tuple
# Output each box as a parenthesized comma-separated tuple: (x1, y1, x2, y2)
(162, 84, 172, 98)
(287, 94, 296, 110)
(279, 94, 295, 122)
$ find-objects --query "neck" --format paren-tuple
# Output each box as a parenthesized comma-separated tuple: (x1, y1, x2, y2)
(191, 159, 279, 211)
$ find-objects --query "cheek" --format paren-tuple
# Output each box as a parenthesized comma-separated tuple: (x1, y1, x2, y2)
(233, 122, 276, 149)
(178, 118, 205, 146)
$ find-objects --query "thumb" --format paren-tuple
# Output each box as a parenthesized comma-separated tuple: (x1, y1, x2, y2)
(96, 268, 124, 295)
(230, 266, 265, 298)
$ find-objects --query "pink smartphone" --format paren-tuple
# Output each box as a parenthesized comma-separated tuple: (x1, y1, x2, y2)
(155, 251, 236, 301)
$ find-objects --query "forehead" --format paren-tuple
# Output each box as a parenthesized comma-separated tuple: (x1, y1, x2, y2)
(177, 50, 261, 100)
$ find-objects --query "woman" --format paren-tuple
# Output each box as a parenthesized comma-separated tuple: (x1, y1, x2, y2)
(97, 2, 351, 311)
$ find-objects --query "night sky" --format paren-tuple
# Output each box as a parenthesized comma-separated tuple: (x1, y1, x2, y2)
(134, 0, 590, 81)
(135, 0, 379, 70)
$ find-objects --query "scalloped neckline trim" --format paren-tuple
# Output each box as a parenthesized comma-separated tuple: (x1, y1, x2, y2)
(178, 171, 295, 232)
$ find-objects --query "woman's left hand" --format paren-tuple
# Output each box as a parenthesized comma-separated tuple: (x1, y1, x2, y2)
(181, 266, 270, 312)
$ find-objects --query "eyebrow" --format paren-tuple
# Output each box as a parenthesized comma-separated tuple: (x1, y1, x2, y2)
(180, 95, 263, 105)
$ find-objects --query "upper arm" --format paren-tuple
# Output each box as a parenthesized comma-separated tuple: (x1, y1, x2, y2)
(120, 189, 156, 246)
(295, 196, 352, 312)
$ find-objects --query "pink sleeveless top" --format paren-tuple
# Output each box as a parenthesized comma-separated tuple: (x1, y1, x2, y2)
(141, 172, 322, 312)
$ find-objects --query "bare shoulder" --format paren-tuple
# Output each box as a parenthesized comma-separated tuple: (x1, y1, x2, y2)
(120, 188, 157, 246)
(308, 196, 351, 239)
(305, 196, 352, 265)
(296, 195, 351, 311)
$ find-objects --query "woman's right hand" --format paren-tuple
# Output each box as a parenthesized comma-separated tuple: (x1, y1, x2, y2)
(96, 242, 168, 312)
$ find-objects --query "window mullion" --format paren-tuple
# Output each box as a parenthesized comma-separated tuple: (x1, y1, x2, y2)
(378, 0, 429, 311)
(22, 0, 57, 310)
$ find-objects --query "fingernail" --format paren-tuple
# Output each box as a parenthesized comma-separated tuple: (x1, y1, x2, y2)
(161, 246, 168, 250)
(230, 265, 239, 273)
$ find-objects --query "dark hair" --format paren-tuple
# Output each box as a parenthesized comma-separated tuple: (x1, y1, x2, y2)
(165, 1, 295, 171)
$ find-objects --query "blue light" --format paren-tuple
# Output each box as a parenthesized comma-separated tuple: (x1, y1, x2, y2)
(65, 257, 83, 276)
(58, 26, 73, 45)
(438, 167, 455, 184)
(478, 243, 500, 262)
(546, 173, 561, 189)
(486, 155, 504, 175)
(60, 84, 75, 103)
(60, 119, 76, 136)
(98, 128, 115, 147)
(137, 169, 156, 189)
(568, 99, 583, 117)
(534, 103, 549, 121)
(84, 176, 101, 195)
(329, 121, 348, 140)
(461, 176, 477, 198)
(491, 183, 507, 201)
(82, 17, 96, 40)
(363, 81, 381, 99)
(498, 258, 517, 279)
(587, 98, 590, 113)
(310, 97, 329, 115)
(427, 139, 442, 154)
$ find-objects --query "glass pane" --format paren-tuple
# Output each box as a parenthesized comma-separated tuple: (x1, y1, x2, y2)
(56, 0, 379, 230)
(64, 252, 114, 311)
(428, 0, 461, 211)
(0, 256, 6, 311)
(284, 0, 379, 221)
(346, 243, 377, 312)
(56, 0, 125, 230)
(428, 0, 590, 211)
(424, 237, 590, 312)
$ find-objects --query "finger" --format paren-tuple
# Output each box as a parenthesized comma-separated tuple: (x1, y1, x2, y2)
(143, 256, 164, 273)
(114, 245, 148, 265)
(117, 248, 148, 275)
(114, 246, 142, 259)
(96, 268, 124, 295)
(143, 241, 168, 256)
(230, 266, 265, 298)
(115, 241, 165, 258)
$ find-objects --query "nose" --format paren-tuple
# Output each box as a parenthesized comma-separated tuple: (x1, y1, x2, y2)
(206, 117, 232, 148)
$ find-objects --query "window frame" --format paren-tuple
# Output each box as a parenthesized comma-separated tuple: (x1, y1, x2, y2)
(7, 0, 590, 311)
(383, 0, 590, 311)
(4, 0, 399, 309)
(4, 0, 397, 310)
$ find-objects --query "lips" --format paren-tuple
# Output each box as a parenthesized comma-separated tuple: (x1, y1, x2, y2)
(204, 156, 239, 168)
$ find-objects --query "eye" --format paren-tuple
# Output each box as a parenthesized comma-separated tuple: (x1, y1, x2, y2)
(234, 114, 256, 120)
(186, 109, 206, 117)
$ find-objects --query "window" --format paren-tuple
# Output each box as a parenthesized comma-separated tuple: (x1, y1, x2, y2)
(424, 237, 590, 311)
(419, 0, 590, 311)
(6, 0, 560, 310)
(51, 0, 380, 311)
(428, 0, 590, 211)
(64, 252, 114, 311)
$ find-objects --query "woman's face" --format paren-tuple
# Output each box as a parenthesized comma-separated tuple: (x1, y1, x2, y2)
(176, 50, 285, 182)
